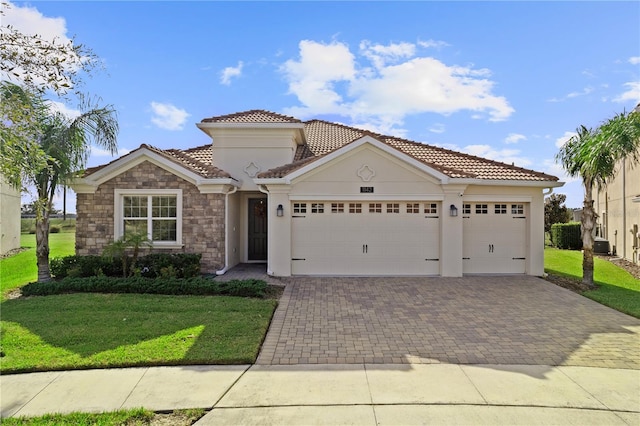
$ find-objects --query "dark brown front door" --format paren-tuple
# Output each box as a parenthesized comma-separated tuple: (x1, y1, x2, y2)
(248, 198, 267, 261)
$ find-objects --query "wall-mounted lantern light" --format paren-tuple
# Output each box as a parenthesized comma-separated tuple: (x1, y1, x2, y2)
(449, 204, 458, 217)
(276, 204, 284, 217)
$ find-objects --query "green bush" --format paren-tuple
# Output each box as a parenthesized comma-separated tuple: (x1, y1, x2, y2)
(21, 276, 268, 298)
(50, 253, 201, 279)
(49, 226, 61, 233)
(551, 222, 582, 250)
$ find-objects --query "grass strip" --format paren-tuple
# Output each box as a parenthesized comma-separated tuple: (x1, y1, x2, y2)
(2, 407, 154, 425)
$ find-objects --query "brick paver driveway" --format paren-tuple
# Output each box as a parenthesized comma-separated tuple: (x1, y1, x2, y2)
(257, 276, 640, 368)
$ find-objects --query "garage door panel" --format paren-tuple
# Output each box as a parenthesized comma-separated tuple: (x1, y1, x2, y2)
(291, 201, 440, 276)
(463, 203, 528, 274)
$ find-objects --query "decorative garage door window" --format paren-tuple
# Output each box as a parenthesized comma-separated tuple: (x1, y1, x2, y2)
(512, 204, 524, 215)
(123, 195, 177, 241)
(387, 203, 400, 213)
(495, 204, 507, 214)
(331, 203, 344, 213)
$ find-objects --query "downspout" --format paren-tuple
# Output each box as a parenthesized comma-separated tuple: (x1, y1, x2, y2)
(543, 188, 553, 196)
(257, 184, 274, 276)
(215, 185, 238, 276)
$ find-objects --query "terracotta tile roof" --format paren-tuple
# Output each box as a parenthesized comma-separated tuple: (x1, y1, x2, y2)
(83, 143, 232, 179)
(200, 109, 302, 124)
(84, 110, 558, 183)
(265, 119, 557, 181)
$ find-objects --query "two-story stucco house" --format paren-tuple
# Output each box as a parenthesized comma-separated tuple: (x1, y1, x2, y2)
(70, 110, 563, 277)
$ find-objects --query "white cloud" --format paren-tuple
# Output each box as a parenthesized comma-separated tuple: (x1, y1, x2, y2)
(360, 40, 415, 69)
(612, 81, 640, 104)
(150, 102, 190, 131)
(555, 131, 577, 148)
(90, 146, 131, 157)
(548, 86, 594, 103)
(429, 123, 445, 134)
(629, 57, 640, 65)
(462, 144, 531, 168)
(418, 39, 450, 49)
(504, 133, 526, 144)
(220, 61, 244, 85)
(281, 39, 514, 132)
(45, 101, 81, 119)
(1, 1, 83, 89)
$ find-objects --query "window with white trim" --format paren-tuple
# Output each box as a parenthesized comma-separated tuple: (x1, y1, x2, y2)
(407, 203, 420, 213)
(463, 204, 471, 215)
(369, 203, 382, 213)
(511, 204, 524, 215)
(386, 203, 399, 213)
(475, 204, 488, 214)
(349, 203, 362, 213)
(293, 203, 307, 213)
(311, 203, 324, 213)
(331, 203, 344, 213)
(495, 204, 507, 214)
(424, 203, 437, 214)
(116, 189, 182, 245)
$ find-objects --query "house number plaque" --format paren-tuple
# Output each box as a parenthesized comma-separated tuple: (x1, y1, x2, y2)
(360, 187, 374, 193)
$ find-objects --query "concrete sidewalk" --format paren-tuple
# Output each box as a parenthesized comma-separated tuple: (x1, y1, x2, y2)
(2, 363, 638, 425)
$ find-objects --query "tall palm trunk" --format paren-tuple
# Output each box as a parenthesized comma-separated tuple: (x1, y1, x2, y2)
(581, 180, 596, 289)
(35, 197, 52, 282)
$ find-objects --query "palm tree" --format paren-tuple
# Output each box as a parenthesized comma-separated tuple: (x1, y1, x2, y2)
(1, 82, 119, 282)
(556, 109, 640, 288)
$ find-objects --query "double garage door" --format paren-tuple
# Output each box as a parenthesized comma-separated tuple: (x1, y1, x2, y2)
(291, 201, 441, 275)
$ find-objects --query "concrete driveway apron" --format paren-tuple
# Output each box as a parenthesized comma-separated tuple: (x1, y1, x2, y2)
(257, 276, 640, 368)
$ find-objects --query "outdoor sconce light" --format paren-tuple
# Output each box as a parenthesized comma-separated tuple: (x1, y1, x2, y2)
(276, 204, 284, 217)
(449, 204, 458, 217)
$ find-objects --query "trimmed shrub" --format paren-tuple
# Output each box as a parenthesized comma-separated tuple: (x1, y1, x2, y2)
(49, 226, 61, 233)
(21, 277, 268, 298)
(551, 222, 582, 250)
(50, 253, 201, 279)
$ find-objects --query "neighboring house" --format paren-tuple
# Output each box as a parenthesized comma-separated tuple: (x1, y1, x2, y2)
(70, 110, 563, 277)
(0, 176, 21, 255)
(595, 157, 640, 264)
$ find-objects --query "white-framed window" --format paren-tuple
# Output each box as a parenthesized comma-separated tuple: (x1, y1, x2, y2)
(424, 203, 438, 214)
(511, 204, 525, 215)
(115, 189, 182, 247)
(349, 203, 362, 213)
(369, 203, 382, 213)
(407, 203, 420, 213)
(293, 203, 307, 213)
(331, 203, 344, 213)
(495, 204, 507, 214)
(475, 204, 488, 214)
(387, 203, 400, 213)
(462, 204, 471, 215)
(311, 203, 324, 213)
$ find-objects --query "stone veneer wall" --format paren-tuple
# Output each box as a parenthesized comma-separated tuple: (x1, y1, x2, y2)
(76, 161, 225, 272)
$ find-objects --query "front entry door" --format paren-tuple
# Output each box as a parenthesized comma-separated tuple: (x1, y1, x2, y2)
(248, 198, 268, 261)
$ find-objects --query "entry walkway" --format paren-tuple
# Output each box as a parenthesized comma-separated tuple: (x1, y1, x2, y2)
(2, 363, 639, 424)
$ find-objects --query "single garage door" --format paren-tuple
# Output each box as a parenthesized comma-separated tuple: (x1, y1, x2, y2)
(463, 202, 528, 274)
(291, 201, 441, 275)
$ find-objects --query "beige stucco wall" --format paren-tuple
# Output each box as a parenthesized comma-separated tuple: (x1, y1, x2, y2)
(209, 128, 299, 191)
(76, 161, 226, 273)
(0, 177, 21, 254)
(595, 159, 640, 263)
(263, 144, 548, 277)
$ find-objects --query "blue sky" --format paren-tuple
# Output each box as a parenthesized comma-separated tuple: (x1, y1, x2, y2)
(4, 1, 639, 213)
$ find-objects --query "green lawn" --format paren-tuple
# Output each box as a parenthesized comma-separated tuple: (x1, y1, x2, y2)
(0, 233, 76, 298)
(545, 247, 640, 318)
(1, 293, 277, 373)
